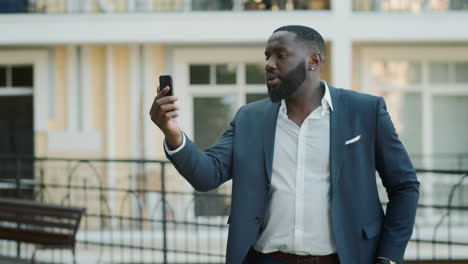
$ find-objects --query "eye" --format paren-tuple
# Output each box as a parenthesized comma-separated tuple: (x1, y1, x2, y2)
(278, 53, 288, 59)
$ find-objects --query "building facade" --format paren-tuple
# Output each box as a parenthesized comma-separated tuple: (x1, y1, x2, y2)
(1, 0, 468, 262)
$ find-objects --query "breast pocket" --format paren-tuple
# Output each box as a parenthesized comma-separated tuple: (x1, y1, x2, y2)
(345, 133, 362, 148)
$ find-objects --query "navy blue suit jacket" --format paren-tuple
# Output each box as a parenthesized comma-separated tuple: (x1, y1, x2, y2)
(166, 86, 419, 264)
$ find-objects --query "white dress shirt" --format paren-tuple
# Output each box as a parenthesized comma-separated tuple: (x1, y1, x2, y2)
(165, 81, 337, 256)
(253, 80, 336, 255)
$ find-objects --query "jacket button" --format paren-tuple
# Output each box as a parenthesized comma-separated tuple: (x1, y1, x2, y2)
(255, 217, 262, 223)
(267, 183, 271, 188)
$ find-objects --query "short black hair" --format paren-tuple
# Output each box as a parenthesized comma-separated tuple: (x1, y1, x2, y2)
(273, 25, 326, 60)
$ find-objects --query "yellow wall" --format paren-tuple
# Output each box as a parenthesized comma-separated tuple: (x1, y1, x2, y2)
(322, 42, 332, 84)
(48, 46, 67, 131)
(89, 46, 107, 156)
(151, 45, 167, 160)
(112, 45, 130, 158)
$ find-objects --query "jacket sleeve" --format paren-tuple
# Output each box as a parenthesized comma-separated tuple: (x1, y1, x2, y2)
(164, 107, 243, 192)
(375, 97, 420, 264)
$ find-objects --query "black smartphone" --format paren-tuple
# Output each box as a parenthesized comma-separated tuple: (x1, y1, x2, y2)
(159, 75, 173, 96)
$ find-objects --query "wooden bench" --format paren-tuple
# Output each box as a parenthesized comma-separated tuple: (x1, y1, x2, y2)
(0, 198, 85, 264)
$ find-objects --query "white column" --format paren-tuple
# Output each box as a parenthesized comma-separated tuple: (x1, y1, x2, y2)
(129, 45, 141, 159)
(48, 47, 55, 119)
(105, 45, 116, 226)
(331, 38, 352, 89)
(127, 0, 135, 12)
(66, 45, 78, 131)
(330, 0, 352, 89)
(81, 46, 92, 132)
(184, 0, 191, 11)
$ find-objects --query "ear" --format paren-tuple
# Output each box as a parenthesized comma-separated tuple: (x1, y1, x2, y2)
(307, 53, 322, 71)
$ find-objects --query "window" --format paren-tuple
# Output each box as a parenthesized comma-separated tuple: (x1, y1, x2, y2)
(363, 48, 468, 226)
(187, 60, 267, 217)
(432, 96, 468, 170)
(353, 0, 468, 12)
(0, 64, 34, 89)
(244, 0, 330, 11)
(372, 61, 421, 87)
(192, 0, 233, 10)
(369, 59, 468, 169)
(189, 64, 210, 85)
(0, 66, 6, 87)
(193, 96, 237, 150)
(246, 63, 265, 84)
(12, 65, 33, 87)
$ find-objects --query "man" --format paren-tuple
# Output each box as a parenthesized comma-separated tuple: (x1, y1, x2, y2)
(150, 25, 419, 264)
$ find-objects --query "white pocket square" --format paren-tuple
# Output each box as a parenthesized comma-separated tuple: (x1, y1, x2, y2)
(345, 135, 361, 145)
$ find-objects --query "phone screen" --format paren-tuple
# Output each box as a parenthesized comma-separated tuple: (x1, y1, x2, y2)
(159, 75, 173, 96)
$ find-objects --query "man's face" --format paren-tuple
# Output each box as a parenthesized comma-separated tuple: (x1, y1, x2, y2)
(264, 31, 307, 102)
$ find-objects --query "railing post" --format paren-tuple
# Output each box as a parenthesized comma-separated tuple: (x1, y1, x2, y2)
(15, 157, 22, 257)
(161, 162, 168, 264)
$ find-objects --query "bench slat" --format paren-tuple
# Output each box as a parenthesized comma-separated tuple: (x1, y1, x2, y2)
(0, 227, 74, 247)
(0, 201, 83, 220)
(0, 197, 85, 256)
(0, 214, 77, 231)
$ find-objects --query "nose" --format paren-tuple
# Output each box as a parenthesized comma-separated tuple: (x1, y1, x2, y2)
(265, 57, 276, 72)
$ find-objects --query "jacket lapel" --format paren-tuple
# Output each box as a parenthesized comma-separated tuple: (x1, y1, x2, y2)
(329, 86, 347, 193)
(263, 100, 281, 183)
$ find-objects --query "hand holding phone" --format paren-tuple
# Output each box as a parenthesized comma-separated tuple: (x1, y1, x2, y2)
(159, 75, 173, 96)
(150, 74, 182, 150)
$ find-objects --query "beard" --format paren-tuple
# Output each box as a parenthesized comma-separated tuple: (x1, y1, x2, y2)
(267, 59, 307, 102)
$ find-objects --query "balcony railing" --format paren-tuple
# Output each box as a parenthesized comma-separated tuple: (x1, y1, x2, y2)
(354, 0, 468, 12)
(0, 0, 331, 14)
(0, 156, 467, 263)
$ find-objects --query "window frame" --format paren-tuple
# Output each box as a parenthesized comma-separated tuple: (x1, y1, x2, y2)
(0, 50, 49, 132)
(360, 46, 468, 225)
(172, 47, 266, 221)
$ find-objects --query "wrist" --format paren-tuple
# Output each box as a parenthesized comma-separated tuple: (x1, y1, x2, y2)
(165, 130, 183, 150)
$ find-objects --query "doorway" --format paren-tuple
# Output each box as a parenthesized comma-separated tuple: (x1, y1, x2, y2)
(0, 95, 34, 198)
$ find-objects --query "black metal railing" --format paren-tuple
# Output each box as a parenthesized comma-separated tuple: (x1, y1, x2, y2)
(0, 156, 467, 263)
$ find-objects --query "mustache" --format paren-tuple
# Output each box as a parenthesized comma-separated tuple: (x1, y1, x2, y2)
(266, 71, 281, 80)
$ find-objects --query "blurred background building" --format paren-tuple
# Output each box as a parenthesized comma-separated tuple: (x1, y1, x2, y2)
(0, 0, 467, 263)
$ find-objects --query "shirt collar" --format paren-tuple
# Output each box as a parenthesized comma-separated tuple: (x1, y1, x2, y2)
(279, 80, 334, 117)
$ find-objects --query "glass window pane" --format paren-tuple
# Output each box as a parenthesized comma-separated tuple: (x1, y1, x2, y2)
(375, 92, 422, 167)
(192, 0, 233, 10)
(192, 99, 235, 218)
(0, 66, 6, 87)
(216, 64, 237, 84)
(455, 63, 468, 83)
(246, 93, 268, 104)
(450, 0, 468, 10)
(189, 64, 210, 85)
(11, 65, 33, 87)
(193, 96, 237, 150)
(429, 62, 450, 83)
(433, 96, 468, 170)
(372, 61, 421, 86)
(246, 64, 265, 84)
(408, 62, 422, 84)
(244, 0, 330, 10)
